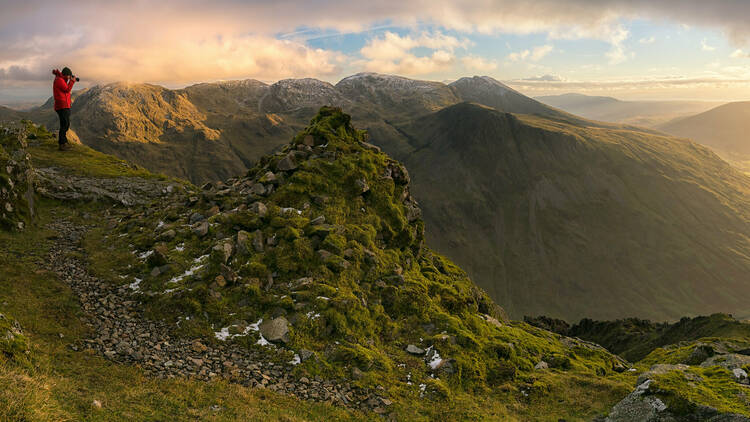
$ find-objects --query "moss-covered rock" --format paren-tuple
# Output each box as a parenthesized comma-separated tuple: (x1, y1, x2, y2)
(0, 122, 35, 231)
(0, 312, 31, 369)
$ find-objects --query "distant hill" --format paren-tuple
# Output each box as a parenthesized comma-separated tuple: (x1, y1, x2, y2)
(19, 74, 750, 322)
(536, 93, 719, 127)
(0, 105, 23, 122)
(396, 102, 750, 320)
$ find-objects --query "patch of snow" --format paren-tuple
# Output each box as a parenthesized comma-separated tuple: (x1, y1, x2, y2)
(194, 254, 209, 263)
(306, 311, 321, 320)
(289, 354, 301, 365)
(138, 250, 154, 260)
(419, 383, 426, 394)
(128, 277, 142, 290)
(426, 346, 443, 370)
(257, 334, 270, 346)
(156, 221, 165, 229)
(281, 207, 302, 215)
(316, 296, 330, 301)
(167, 262, 205, 284)
(175, 244, 185, 252)
(215, 319, 264, 342)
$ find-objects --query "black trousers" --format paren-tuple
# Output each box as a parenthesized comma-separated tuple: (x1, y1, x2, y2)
(56, 108, 71, 145)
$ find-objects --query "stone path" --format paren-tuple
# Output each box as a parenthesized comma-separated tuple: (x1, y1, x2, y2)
(45, 217, 393, 415)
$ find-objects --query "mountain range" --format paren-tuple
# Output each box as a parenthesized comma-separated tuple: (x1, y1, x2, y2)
(535, 93, 720, 127)
(658, 101, 750, 174)
(13, 73, 750, 322)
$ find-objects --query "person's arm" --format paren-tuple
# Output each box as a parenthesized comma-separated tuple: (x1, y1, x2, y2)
(55, 77, 75, 93)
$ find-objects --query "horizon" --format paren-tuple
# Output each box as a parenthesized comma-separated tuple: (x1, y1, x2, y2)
(0, 73, 742, 110)
(3, 1, 750, 106)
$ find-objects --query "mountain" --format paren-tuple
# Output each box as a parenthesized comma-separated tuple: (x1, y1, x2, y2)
(452, 76, 566, 117)
(0, 105, 23, 121)
(536, 93, 720, 127)
(526, 313, 750, 362)
(396, 102, 750, 321)
(19, 73, 750, 323)
(658, 101, 750, 173)
(4, 116, 750, 421)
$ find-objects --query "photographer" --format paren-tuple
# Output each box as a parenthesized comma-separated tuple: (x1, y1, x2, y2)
(51, 67, 78, 151)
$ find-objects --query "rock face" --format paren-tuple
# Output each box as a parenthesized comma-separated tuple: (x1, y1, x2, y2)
(0, 123, 35, 231)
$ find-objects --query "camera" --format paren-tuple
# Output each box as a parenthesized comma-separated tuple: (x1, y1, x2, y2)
(75, 77, 80, 82)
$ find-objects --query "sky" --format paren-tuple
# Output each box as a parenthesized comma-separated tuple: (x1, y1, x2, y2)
(2, 0, 750, 107)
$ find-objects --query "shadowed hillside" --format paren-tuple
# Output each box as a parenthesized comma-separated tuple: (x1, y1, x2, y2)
(398, 103, 750, 321)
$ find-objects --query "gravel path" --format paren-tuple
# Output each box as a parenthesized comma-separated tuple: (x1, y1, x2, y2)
(45, 217, 393, 416)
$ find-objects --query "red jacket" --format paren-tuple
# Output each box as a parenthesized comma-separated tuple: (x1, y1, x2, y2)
(52, 69, 75, 110)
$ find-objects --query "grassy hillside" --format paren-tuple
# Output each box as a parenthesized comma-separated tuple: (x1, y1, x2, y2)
(3, 116, 750, 420)
(398, 103, 750, 321)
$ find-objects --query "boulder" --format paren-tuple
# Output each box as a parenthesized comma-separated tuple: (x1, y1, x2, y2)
(249, 183, 267, 196)
(249, 201, 268, 217)
(192, 221, 209, 237)
(252, 230, 264, 252)
(355, 178, 369, 193)
(147, 243, 169, 267)
(534, 361, 549, 370)
(189, 212, 204, 224)
(683, 344, 714, 365)
(236, 230, 251, 255)
(299, 349, 315, 362)
(276, 153, 298, 172)
(259, 317, 290, 343)
(158, 229, 176, 241)
(406, 344, 425, 355)
(212, 241, 234, 264)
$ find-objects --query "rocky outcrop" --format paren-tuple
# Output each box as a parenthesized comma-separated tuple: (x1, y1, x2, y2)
(0, 123, 35, 231)
(34, 167, 180, 206)
(601, 378, 750, 422)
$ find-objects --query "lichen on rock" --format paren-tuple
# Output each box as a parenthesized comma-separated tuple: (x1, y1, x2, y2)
(0, 122, 35, 231)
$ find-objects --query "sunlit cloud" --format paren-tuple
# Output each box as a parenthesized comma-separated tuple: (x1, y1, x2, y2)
(701, 39, 716, 51)
(508, 45, 554, 62)
(355, 31, 469, 75)
(461, 55, 498, 72)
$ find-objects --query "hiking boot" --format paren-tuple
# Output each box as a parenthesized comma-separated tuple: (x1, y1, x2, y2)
(58, 143, 72, 151)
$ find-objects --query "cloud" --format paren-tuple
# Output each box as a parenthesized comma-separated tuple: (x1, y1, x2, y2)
(522, 74, 565, 82)
(508, 44, 554, 62)
(5, 0, 750, 98)
(356, 31, 469, 75)
(701, 39, 716, 51)
(730, 49, 750, 59)
(461, 55, 498, 72)
(639, 36, 656, 44)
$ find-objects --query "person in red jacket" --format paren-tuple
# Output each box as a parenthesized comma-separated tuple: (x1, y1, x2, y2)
(52, 67, 77, 151)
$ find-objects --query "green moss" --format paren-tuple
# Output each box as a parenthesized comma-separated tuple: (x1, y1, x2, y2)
(649, 366, 750, 416)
